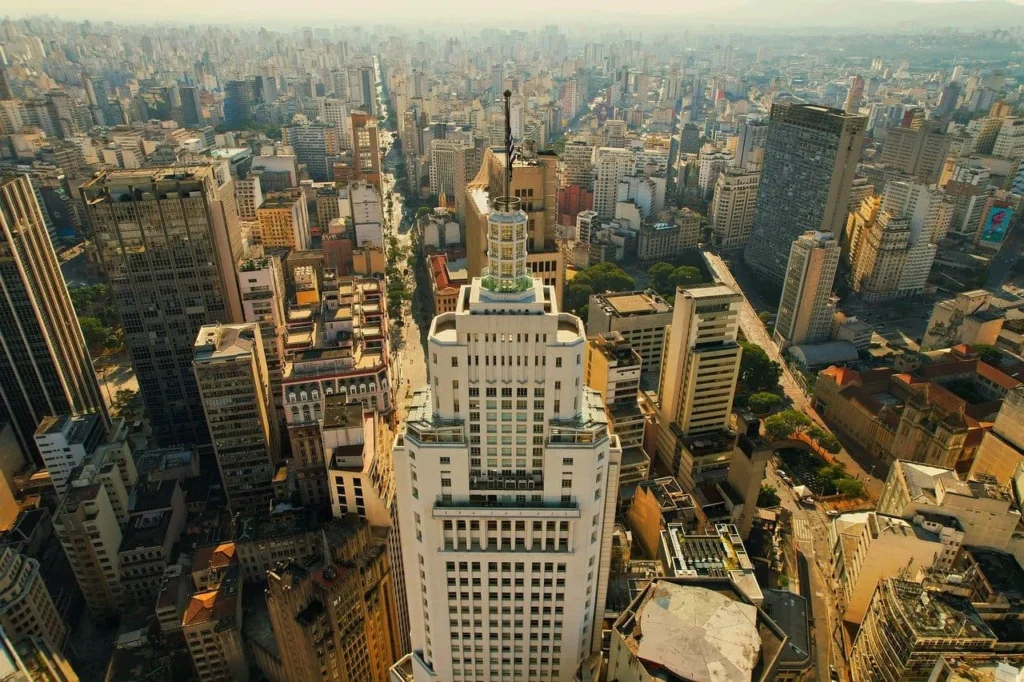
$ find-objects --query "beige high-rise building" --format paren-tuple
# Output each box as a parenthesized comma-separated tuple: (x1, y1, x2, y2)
(0, 175, 108, 461)
(256, 191, 311, 250)
(584, 332, 650, 485)
(81, 166, 243, 447)
(560, 139, 595, 189)
(233, 176, 263, 221)
(656, 285, 743, 488)
(587, 290, 673, 386)
(389, 195, 622, 682)
(0, 547, 67, 654)
(182, 566, 248, 682)
(970, 386, 1024, 486)
(351, 111, 381, 186)
(992, 117, 1024, 159)
(429, 139, 470, 197)
(710, 169, 760, 251)
(848, 195, 938, 303)
(773, 231, 839, 350)
(265, 516, 401, 682)
(878, 121, 950, 183)
(193, 323, 277, 516)
(237, 251, 287, 418)
(847, 176, 874, 217)
(592, 147, 634, 219)
(881, 179, 954, 245)
(54, 480, 123, 619)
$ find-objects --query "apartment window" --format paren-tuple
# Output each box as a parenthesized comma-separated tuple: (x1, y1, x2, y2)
(555, 357, 562, 368)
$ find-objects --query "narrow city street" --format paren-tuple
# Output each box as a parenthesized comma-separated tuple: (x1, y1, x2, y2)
(704, 251, 884, 499)
(766, 460, 847, 682)
(376, 60, 428, 423)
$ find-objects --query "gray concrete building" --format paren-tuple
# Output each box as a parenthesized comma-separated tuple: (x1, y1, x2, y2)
(744, 103, 866, 284)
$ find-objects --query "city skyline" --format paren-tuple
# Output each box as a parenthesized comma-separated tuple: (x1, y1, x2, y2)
(1, 6, 1024, 682)
(9, 0, 1024, 27)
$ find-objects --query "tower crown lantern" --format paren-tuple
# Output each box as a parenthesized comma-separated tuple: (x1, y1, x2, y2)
(481, 196, 532, 295)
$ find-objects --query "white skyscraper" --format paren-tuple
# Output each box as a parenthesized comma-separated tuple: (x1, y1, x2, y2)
(592, 147, 634, 219)
(774, 231, 840, 350)
(391, 195, 622, 682)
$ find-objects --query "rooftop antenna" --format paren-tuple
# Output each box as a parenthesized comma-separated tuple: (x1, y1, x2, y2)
(503, 89, 517, 203)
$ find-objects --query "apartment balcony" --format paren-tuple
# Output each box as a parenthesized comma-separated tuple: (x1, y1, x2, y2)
(405, 388, 465, 445)
(469, 471, 544, 491)
(389, 653, 422, 682)
(433, 496, 580, 519)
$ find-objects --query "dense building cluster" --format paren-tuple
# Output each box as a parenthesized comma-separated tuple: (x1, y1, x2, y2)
(0, 11, 1022, 682)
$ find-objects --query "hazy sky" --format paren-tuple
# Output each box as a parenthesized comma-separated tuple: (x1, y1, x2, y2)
(4, 0, 735, 23)
(4, 0, 1023, 27)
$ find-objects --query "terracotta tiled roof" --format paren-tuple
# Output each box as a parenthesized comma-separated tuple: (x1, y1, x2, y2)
(839, 385, 883, 415)
(183, 591, 218, 627)
(975, 361, 1021, 390)
(193, 542, 236, 571)
(430, 254, 449, 289)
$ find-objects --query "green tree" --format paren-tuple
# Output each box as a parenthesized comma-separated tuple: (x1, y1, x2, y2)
(564, 263, 635, 315)
(764, 410, 813, 441)
(757, 484, 781, 508)
(739, 342, 783, 392)
(112, 389, 144, 419)
(809, 426, 841, 454)
(817, 463, 846, 487)
(758, 311, 773, 327)
(836, 478, 867, 499)
(973, 344, 1002, 364)
(648, 262, 675, 293)
(670, 265, 702, 289)
(69, 286, 97, 315)
(748, 392, 783, 415)
(416, 206, 432, 220)
(79, 317, 109, 348)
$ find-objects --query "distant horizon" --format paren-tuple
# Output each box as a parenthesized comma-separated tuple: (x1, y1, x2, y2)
(6, 0, 1024, 29)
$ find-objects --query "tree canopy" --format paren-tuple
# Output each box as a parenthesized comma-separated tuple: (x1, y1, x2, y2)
(79, 316, 110, 348)
(809, 426, 842, 454)
(757, 485, 781, 508)
(764, 409, 813, 440)
(748, 392, 783, 415)
(648, 262, 702, 296)
(564, 262, 635, 315)
(739, 342, 783, 393)
(973, 344, 1003, 364)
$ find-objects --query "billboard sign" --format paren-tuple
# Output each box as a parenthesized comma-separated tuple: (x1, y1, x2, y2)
(981, 206, 1013, 244)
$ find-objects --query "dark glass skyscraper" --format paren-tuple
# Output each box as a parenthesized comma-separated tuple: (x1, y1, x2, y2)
(743, 103, 867, 284)
(223, 79, 253, 127)
(81, 166, 243, 447)
(0, 175, 109, 460)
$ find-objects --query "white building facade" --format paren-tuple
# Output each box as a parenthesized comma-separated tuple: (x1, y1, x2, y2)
(392, 196, 622, 682)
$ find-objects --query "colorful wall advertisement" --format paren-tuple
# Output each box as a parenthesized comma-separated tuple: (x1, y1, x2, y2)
(981, 206, 1013, 244)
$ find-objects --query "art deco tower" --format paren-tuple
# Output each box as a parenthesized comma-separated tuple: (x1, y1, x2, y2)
(391, 195, 622, 682)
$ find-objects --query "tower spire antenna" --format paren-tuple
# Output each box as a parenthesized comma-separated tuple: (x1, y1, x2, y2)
(503, 89, 513, 202)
